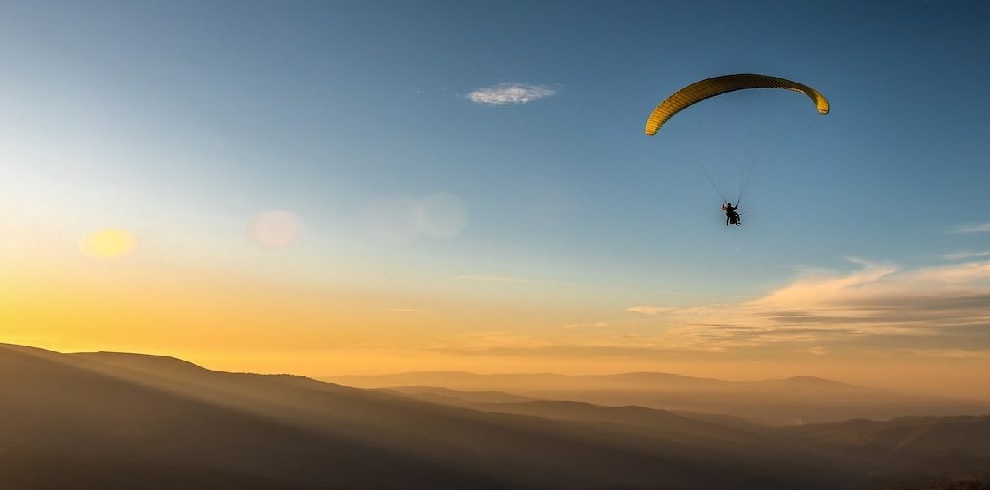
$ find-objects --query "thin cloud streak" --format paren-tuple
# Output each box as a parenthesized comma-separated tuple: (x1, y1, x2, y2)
(562, 321, 607, 329)
(466, 83, 558, 105)
(948, 222, 990, 234)
(626, 306, 674, 316)
(456, 274, 566, 285)
(944, 251, 990, 260)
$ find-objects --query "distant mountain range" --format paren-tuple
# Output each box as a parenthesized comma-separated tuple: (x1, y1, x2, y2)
(2, 343, 988, 489)
(322, 371, 990, 425)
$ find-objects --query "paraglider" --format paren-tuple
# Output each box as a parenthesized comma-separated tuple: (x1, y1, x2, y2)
(722, 202, 740, 226)
(645, 73, 829, 227)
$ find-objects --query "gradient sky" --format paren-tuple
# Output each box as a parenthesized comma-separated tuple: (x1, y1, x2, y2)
(2, 0, 990, 397)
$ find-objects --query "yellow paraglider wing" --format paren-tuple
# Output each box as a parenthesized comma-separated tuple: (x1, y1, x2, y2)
(644, 73, 829, 136)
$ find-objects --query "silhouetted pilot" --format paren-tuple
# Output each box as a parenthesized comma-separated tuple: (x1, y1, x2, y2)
(722, 202, 740, 226)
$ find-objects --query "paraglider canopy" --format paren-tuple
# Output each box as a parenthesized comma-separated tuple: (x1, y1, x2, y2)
(645, 73, 829, 136)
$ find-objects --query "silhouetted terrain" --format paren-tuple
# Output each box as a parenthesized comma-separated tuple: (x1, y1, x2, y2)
(324, 371, 990, 425)
(2, 343, 987, 489)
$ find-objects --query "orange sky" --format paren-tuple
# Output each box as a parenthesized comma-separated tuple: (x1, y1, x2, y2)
(4, 230, 990, 402)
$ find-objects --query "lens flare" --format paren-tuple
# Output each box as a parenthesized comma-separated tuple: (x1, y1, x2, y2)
(415, 193, 468, 240)
(249, 210, 303, 249)
(364, 193, 468, 245)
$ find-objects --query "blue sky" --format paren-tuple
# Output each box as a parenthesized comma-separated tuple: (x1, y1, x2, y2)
(3, 0, 990, 384)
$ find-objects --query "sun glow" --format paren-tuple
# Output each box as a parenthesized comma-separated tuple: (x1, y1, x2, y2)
(80, 229, 138, 258)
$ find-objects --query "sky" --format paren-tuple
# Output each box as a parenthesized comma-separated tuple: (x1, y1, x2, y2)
(2, 0, 990, 398)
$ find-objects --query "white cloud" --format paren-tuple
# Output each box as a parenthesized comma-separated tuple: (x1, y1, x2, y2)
(466, 83, 558, 105)
(948, 222, 990, 234)
(745, 257, 899, 309)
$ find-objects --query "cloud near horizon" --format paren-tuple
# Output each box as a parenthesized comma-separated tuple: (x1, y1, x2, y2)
(652, 258, 990, 356)
(466, 83, 558, 105)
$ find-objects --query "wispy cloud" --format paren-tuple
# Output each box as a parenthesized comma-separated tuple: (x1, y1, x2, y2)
(948, 222, 990, 234)
(944, 251, 990, 261)
(466, 83, 558, 105)
(562, 321, 607, 329)
(650, 258, 990, 354)
(626, 306, 674, 316)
